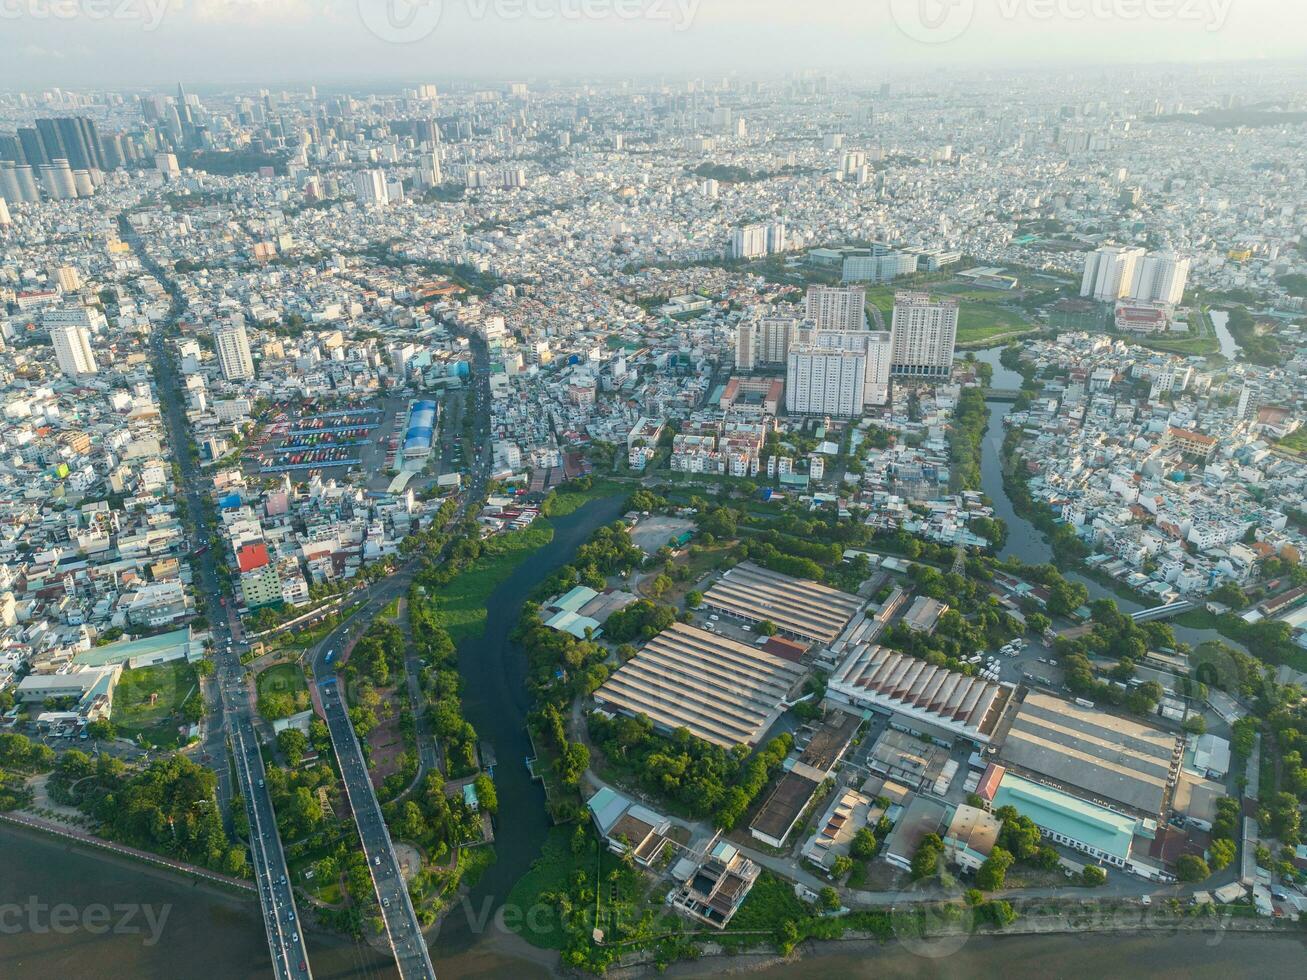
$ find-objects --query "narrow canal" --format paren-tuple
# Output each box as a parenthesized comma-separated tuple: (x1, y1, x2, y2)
(971, 346, 1243, 650)
(431, 492, 631, 963)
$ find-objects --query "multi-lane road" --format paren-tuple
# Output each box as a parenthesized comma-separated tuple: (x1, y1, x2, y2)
(303, 329, 494, 978)
(318, 673, 434, 978)
(129, 215, 493, 979)
(127, 216, 313, 980)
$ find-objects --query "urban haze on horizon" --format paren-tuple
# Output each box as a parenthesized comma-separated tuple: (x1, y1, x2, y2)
(0, 0, 1305, 86)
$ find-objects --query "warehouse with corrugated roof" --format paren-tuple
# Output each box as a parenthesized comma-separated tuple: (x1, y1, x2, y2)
(592, 622, 805, 748)
(701, 561, 862, 646)
(826, 643, 1010, 744)
(996, 691, 1182, 817)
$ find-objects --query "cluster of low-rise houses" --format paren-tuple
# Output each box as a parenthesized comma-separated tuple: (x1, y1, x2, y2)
(1006, 332, 1306, 603)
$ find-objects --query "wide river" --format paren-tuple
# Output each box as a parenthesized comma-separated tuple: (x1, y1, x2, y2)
(3, 373, 1286, 978)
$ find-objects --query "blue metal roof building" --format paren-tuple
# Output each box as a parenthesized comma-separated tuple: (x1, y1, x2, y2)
(403, 400, 438, 457)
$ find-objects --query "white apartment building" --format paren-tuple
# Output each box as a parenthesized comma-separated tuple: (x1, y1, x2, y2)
(736, 315, 798, 370)
(1080, 245, 1145, 302)
(49, 322, 98, 376)
(355, 168, 390, 207)
(1129, 252, 1190, 305)
(766, 222, 787, 254)
(842, 251, 917, 284)
(810, 329, 893, 406)
(805, 285, 866, 331)
(214, 319, 255, 381)
(732, 223, 768, 260)
(786, 343, 865, 417)
(889, 292, 958, 378)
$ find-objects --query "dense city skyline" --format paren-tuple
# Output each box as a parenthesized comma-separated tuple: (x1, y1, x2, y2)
(2, 7, 1306, 979)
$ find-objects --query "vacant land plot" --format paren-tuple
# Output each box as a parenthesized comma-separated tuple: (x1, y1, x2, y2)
(629, 515, 695, 555)
(864, 282, 1032, 344)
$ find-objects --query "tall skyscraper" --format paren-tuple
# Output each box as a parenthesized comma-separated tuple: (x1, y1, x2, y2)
(355, 169, 389, 206)
(50, 322, 98, 376)
(214, 320, 255, 380)
(39, 159, 79, 200)
(419, 151, 442, 187)
(35, 119, 66, 166)
(17, 127, 48, 167)
(2, 163, 41, 203)
(889, 292, 958, 378)
(55, 117, 92, 172)
(1080, 245, 1145, 302)
(765, 221, 787, 254)
(155, 152, 180, 177)
(805, 285, 866, 331)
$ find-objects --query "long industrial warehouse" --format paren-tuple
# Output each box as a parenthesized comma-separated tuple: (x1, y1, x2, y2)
(592, 622, 805, 748)
(701, 561, 863, 646)
(826, 644, 1010, 743)
(997, 692, 1182, 816)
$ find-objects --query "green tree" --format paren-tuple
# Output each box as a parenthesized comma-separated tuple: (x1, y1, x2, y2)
(277, 728, 309, 766)
(1176, 854, 1210, 882)
(1208, 838, 1236, 872)
(981, 900, 1017, 927)
(976, 846, 1014, 891)
(473, 774, 498, 814)
(849, 827, 877, 860)
(1081, 865, 1107, 886)
(910, 833, 945, 880)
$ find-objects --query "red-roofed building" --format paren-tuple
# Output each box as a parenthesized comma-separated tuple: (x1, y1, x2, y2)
(976, 762, 1006, 803)
(236, 543, 270, 573)
(761, 636, 808, 664)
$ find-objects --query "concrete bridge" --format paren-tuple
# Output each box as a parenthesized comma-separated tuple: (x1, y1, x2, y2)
(1130, 599, 1196, 623)
(982, 388, 1024, 402)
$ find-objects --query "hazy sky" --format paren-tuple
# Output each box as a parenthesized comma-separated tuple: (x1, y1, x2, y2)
(3, 0, 1306, 89)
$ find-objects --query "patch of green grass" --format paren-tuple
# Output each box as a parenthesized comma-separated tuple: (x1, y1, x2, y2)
(864, 282, 1032, 343)
(724, 870, 809, 932)
(434, 521, 556, 643)
(957, 322, 1032, 345)
(255, 663, 310, 720)
(543, 478, 629, 518)
(113, 661, 198, 742)
(1135, 332, 1220, 356)
(1276, 428, 1307, 455)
